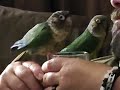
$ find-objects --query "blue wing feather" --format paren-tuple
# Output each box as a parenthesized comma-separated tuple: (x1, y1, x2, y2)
(11, 22, 51, 51)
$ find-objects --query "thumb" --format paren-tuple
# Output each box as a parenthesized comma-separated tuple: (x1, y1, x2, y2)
(42, 57, 64, 73)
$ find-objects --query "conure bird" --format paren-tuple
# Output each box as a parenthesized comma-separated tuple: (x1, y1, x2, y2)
(60, 15, 109, 59)
(10, 11, 72, 62)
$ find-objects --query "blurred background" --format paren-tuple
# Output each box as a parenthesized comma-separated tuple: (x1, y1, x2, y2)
(0, 0, 113, 18)
(0, 0, 113, 72)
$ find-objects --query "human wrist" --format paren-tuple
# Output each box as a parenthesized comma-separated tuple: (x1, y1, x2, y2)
(93, 65, 112, 90)
(79, 60, 112, 90)
(100, 66, 120, 90)
(112, 76, 120, 90)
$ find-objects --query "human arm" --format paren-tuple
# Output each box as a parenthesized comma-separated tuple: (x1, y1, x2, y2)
(42, 57, 116, 90)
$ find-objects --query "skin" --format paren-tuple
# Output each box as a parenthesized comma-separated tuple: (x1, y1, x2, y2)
(42, 58, 111, 90)
(1, 0, 120, 90)
(0, 61, 44, 90)
(110, 0, 120, 90)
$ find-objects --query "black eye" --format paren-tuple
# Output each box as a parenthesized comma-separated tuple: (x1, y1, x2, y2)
(59, 15, 65, 20)
(95, 19, 101, 23)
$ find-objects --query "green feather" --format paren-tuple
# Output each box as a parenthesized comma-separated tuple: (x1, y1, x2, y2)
(61, 29, 100, 53)
(60, 15, 109, 59)
(25, 22, 52, 48)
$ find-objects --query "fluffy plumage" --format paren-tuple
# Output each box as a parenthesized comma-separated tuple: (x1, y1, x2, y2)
(11, 11, 72, 56)
(60, 15, 109, 59)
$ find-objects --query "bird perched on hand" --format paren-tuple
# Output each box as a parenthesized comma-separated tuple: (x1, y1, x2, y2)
(10, 11, 72, 62)
(60, 15, 109, 59)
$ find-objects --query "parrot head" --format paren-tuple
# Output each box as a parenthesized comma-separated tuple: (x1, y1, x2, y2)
(88, 15, 109, 38)
(47, 11, 72, 42)
(110, 8, 120, 59)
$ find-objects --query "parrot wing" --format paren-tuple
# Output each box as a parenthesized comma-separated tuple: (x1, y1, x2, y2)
(60, 29, 99, 53)
(11, 22, 51, 51)
(60, 15, 109, 59)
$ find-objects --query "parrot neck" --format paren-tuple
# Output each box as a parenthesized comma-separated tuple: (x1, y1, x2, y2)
(52, 29, 69, 42)
(48, 22, 70, 42)
(88, 28, 106, 38)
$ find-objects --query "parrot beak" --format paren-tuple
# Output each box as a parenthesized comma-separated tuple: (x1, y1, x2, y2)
(63, 11, 71, 18)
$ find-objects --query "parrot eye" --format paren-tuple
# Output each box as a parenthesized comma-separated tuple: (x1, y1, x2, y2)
(59, 15, 65, 20)
(95, 19, 101, 24)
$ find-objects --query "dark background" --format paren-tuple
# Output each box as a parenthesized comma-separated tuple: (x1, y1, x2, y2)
(0, 0, 113, 18)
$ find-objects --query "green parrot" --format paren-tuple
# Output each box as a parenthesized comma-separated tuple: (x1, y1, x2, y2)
(60, 15, 109, 59)
(10, 11, 72, 62)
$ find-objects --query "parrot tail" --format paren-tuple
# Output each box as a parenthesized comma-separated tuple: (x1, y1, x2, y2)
(10, 39, 26, 51)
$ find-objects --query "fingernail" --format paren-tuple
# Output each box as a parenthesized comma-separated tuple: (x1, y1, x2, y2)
(42, 61, 48, 71)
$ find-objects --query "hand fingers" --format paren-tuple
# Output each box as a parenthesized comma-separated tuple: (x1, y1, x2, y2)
(44, 87, 56, 90)
(44, 86, 65, 90)
(0, 86, 12, 90)
(42, 57, 64, 73)
(43, 72, 59, 87)
(0, 63, 29, 90)
(22, 61, 44, 80)
(13, 62, 42, 90)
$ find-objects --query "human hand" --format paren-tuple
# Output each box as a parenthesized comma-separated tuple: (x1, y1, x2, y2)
(0, 61, 44, 90)
(42, 57, 111, 90)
